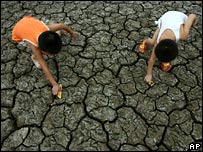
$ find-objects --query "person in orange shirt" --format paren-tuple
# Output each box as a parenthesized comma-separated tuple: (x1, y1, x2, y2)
(12, 16, 79, 96)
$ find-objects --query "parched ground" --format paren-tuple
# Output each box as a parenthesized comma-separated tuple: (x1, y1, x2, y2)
(1, 1, 202, 151)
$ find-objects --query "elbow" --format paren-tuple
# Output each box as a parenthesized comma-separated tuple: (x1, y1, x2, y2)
(59, 23, 65, 28)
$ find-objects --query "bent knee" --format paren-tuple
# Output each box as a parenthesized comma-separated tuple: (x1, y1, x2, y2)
(189, 14, 196, 18)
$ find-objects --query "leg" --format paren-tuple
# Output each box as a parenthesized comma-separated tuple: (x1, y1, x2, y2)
(180, 14, 197, 40)
(31, 54, 41, 69)
(145, 38, 155, 46)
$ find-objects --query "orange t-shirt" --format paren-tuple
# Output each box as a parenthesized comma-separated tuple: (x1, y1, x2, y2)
(12, 16, 49, 47)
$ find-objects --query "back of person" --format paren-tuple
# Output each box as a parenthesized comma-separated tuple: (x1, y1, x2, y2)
(156, 11, 188, 43)
(12, 16, 49, 47)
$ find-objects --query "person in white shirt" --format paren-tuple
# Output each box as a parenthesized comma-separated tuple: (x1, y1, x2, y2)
(138, 11, 197, 83)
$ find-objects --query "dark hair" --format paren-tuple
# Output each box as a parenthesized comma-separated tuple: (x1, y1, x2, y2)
(38, 31, 62, 54)
(155, 39, 178, 62)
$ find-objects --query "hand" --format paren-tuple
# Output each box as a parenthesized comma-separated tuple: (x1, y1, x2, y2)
(144, 74, 152, 83)
(71, 32, 79, 40)
(52, 84, 61, 95)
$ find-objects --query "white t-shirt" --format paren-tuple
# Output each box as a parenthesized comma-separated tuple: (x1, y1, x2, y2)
(156, 11, 188, 43)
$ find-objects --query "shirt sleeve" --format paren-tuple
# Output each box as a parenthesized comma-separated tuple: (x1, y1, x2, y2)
(12, 27, 22, 43)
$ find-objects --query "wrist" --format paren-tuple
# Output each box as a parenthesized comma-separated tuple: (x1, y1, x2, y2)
(52, 82, 58, 87)
(71, 31, 76, 36)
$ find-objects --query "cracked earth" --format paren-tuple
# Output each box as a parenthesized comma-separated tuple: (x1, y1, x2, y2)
(1, 1, 202, 151)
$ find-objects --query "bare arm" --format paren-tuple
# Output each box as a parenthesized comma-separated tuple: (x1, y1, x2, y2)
(147, 47, 156, 74)
(30, 44, 57, 86)
(27, 42, 59, 95)
(144, 44, 157, 82)
(143, 29, 159, 82)
(48, 23, 78, 39)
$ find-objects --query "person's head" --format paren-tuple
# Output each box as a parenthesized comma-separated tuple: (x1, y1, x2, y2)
(155, 39, 178, 62)
(38, 31, 62, 55)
